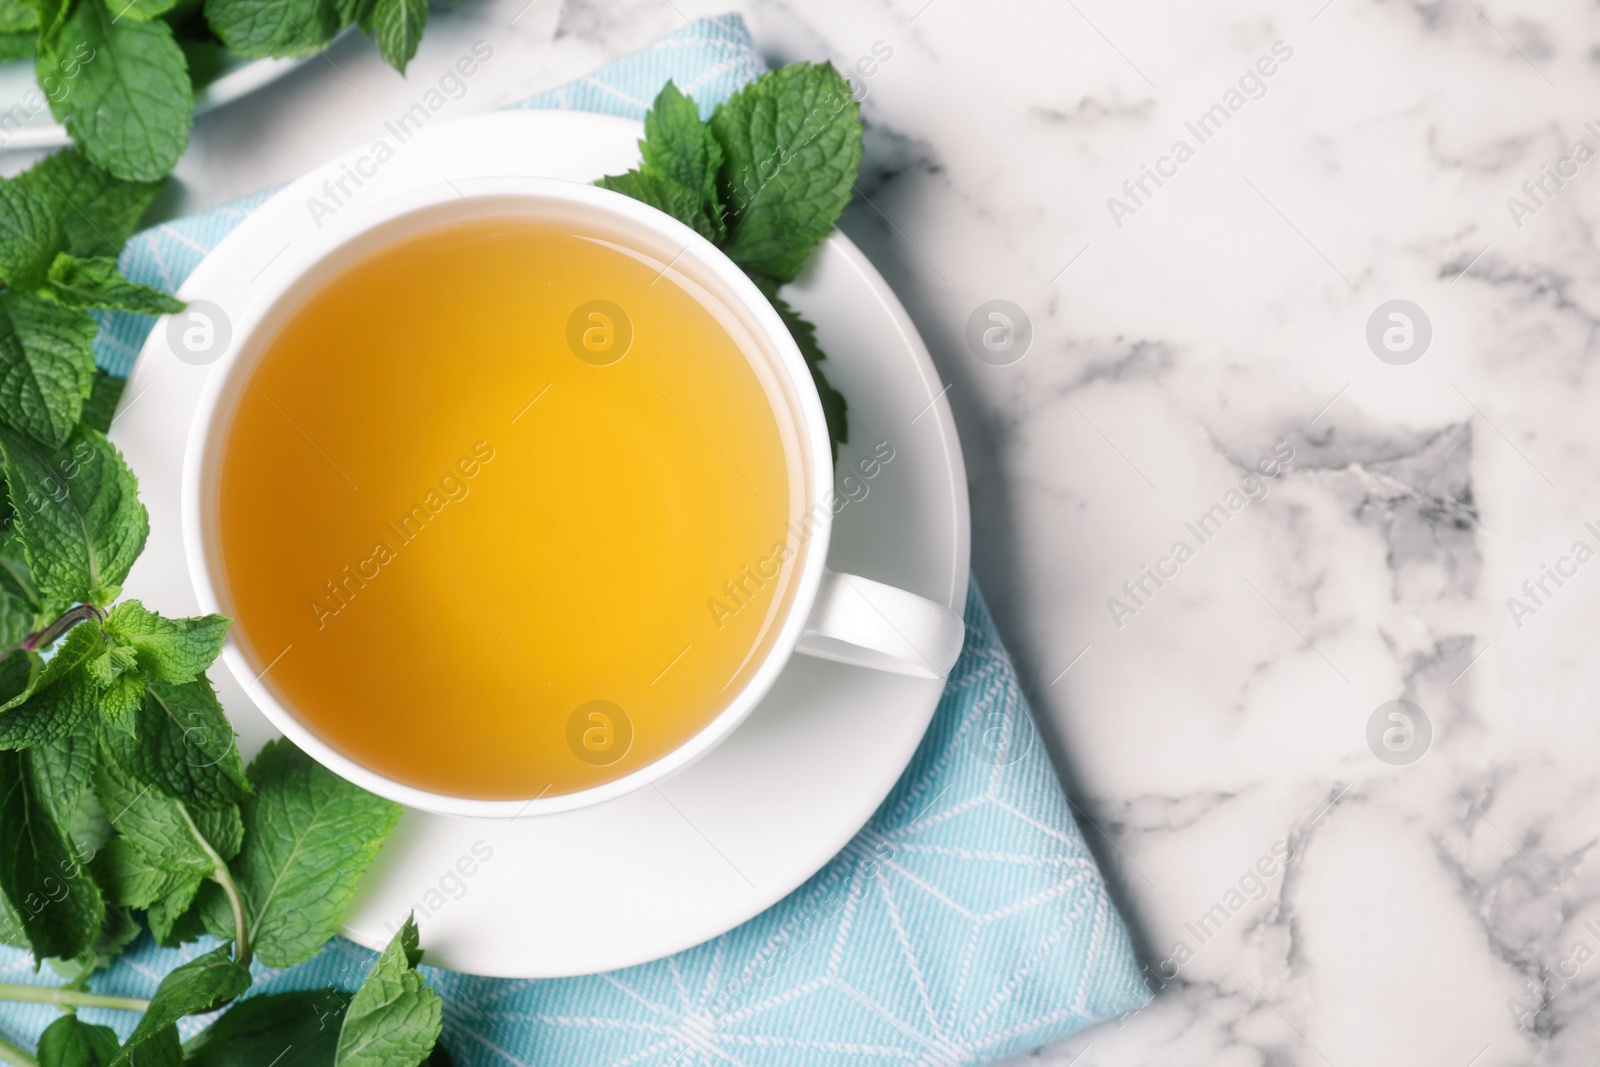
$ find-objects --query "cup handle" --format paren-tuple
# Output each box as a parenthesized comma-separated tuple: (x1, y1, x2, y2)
(794, 570, 966, 679)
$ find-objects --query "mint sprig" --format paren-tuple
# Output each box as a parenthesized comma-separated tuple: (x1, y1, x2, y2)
(598, 65, 862, 461)
(333, 914, 442, 1067)
(9, 0, 438, 183)
(209, 739, 402, 968)
(0, 147, 425, 1067)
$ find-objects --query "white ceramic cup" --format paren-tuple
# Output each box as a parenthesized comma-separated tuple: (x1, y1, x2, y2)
(181, 176, 965, 819)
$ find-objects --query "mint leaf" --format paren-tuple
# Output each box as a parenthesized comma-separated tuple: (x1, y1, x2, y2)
(99, 672, 145, 732)
(0, 528, 49, 617)
(597, 84, 726, 243)
(596, 170, 720, 242)
(0, 552, 38, 649)
(28, 706, 101, 835)
(1, 423, 149, 605)
(52, 903, 139, 980)
(80, 370, 125, 435)
(104, 600, 229, 683)
(0, 291, 98, 448)
(640, 81, 723, 239)
(0, 0, 38, 34)
(94, 837, 192, 907)
(94, 841, 205, 946)
(44, 254, 185, 315)
(0, 179, 62, 290)
(642, 82, 720, 202)
(0, 644, 31, 699)
(0, 747, 104, 960)
(0, 881, 26, 945)
(335, 914, 442, 1067)
(145, 872, 202, 945)
(227, 739, 401, 967)
(0, 623, 101, 748)
(96, 756, 242, 873)
(115, 944, 252, 1067)
(185, 989, 352, 1067)
(45, 0, 194, 182)
(103, 676, 249, 808)
(370, 0, 423, 72)
(38, 1014, 121, 1067)
(23, 150, 162, 259)
(709, 62, 862, 284)
(771, 294, 846, 460)
(204, 0, 340, 59)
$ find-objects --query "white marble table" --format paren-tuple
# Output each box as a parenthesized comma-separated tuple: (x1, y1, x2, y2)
(44, 0, 1600, 1062)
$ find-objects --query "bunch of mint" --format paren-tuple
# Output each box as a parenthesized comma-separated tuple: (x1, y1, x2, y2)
(0, 0, 430, 183)
(597, 63, 862, 461)
(0, 147, 442, 1067)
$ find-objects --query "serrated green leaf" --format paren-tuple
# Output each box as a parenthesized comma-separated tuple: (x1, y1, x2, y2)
(0, 291, 98, 448)
(93, 837, 192, 907)
(49, 903, 138, 981)
(639, 81, 722, 236)
(44, 0, 193, 182)
(770, 293, 846, 462)
(0, 644, 31, 698)
(709, 62, 862, 284)
(0, 178, 63, 291)
(0, 0, 36, 35)
(99, 672, 144, 732)
(87, 642, 137, 686)
(79, 370, 125, 435)
(228, 739, 401, 968)
(104, 599, 229, 683)
(596, 169, 720, 243)
(0, 881, 26, 945)
(335, 914, 441, 1067)
(370, 0, 423, 72)
(0, 560, 36, 656)
(114, 944, 252, 1067)
(0, 747, 104, 960)
(102, 676, 249, 809)
(0, 529, 48, 638)
(43, 254, 185, 315)
(95, 756, 242, 873)
(38, 1014, 121, 1067)
(0, 623, 102, 749)
(184, 989, 352, 1067)
(36, 0, 68, 47)
(145, 872, 201, 945)
(21, 149, 162, 259)
(204, 0, 340, 59)
(0, 423, 149, 605)
(28, 706, 101, 837)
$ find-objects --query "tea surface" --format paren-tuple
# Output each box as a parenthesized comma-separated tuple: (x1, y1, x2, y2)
(216, 216, 802, 798)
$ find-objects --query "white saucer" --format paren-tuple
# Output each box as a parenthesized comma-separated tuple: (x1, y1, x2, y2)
(112, 109, 970, 978)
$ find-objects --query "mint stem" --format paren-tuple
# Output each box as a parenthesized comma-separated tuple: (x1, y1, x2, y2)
(0, 982, 151, 1012)
(178, 804, 251, 970)
(19, 604, 104, 652)
(0, 1031, 34, 1067)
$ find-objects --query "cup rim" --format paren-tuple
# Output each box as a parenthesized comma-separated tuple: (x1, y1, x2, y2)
(179, 175, 836, 819)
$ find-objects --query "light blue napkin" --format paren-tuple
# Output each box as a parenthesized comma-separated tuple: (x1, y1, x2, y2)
(1, 14, 1150, 1065)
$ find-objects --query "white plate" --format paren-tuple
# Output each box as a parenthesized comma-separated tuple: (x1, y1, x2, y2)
(112, 109, 970, 978)
(0, 48, 320, 151)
